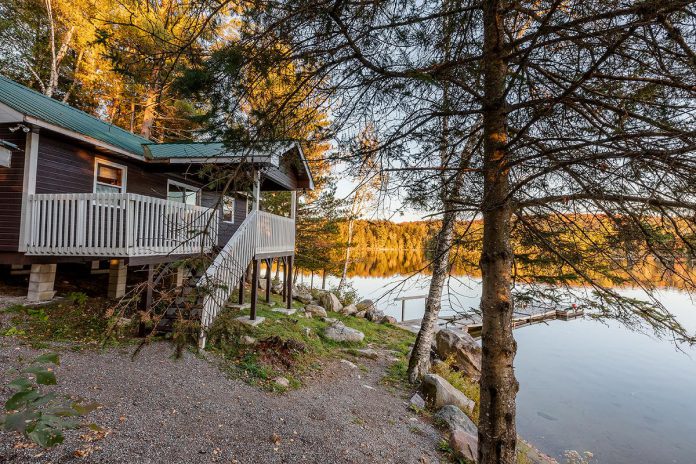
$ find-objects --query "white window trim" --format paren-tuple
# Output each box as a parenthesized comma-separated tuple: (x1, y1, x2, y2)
(167, 179, 200, 206)
(93, 158, 127, 193)
(222, 196, 235, 223)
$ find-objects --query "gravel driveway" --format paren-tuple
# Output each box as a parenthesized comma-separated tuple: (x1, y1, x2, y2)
(0, 340, 442, 464)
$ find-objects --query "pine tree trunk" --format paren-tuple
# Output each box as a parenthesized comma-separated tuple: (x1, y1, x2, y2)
(478, 1, 518, 462)
(407, 207, 457, 382)
(338, 217, 354, 290)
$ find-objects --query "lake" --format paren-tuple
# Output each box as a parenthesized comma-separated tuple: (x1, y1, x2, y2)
(306, 257, 696, 464)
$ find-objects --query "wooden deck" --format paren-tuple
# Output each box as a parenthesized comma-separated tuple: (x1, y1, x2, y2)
(399, 308, 585, 336)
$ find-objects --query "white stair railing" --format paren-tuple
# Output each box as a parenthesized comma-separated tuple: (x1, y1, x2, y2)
(197, 211, 258, 340)
(196, 209, 296, 348)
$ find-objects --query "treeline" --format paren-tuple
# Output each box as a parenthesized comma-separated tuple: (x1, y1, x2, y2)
(339, 220, 439, 250)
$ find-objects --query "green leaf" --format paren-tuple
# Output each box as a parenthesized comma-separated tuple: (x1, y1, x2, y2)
(23, 366, 57, 385)
(71, 401, 99, 415)
(5, 390, 40, 410)
(8, 377, 33, 392)
(28, 424, 64, 447)
(33, 353, 60, 366)
(1, 410, 40, 433)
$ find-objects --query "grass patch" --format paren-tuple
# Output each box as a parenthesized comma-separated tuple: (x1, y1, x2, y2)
(206, 292, 415, 391)
(1, 297, 135, 347)
(432, 356, 481, 423)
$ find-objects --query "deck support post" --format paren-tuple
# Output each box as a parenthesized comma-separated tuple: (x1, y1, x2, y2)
(238, 275, 245, 304)
(173, 265, 185, 288)
(27, 263, 56, 302)
(145, 264, 154, 309)
(286, 255, 293, 310)
(265, 259, 272, 303)
(107, 259, 127, 299)
(281, 257, 287, 303)
(250, 259, 259, 320)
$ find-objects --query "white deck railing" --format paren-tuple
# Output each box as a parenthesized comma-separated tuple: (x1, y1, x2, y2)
(25, 193, 218, 257)
(197, 209, 295, 345)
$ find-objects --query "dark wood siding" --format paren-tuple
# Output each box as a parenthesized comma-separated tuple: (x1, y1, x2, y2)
(201, 191, 248, 247)
(0, 124, 26, 251)
(34, 132, 174, 197)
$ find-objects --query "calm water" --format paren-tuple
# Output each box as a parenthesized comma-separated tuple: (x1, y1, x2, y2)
(313, 272, 696, 463)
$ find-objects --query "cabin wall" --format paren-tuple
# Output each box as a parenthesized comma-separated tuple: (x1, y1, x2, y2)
(0, 124, 27, 251)
(34, 132, 176, 198)
(201, 191, 248, 247)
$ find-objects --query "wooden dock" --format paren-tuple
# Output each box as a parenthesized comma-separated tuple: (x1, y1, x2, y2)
(399, 308, 584, 336)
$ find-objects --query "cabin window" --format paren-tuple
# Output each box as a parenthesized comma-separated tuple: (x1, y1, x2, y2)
(94, 159, 126, 193)
(167, 180, 199, 206)
(222, 196, 235, 223)
(0, 147, 10, 167)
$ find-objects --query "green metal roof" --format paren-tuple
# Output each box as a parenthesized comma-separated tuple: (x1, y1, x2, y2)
(0, 74, 150, 156)
(143, 141, 295, 160)
(143, 142, 228, 159)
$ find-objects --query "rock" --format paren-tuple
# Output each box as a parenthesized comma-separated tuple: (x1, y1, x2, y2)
(434, 405, 477, 435)
(295, 293, 313, 304)
(340, 304, 358, 316)
(271, 282, 284, 294)
(356, 299, 376, 313)
(340, 359, 357, 369)
(273, 376, 290, 388)
(303, 312, 313, 319)
(434, 329, 482, 380)
(449, 429, 478, 463)
(355, 310, 367, 318)
(420, 374, 475, 412)
(322, 317, 338, 323)
(116, 317, 132, 327)
(353, 348, 379, 359)
(240, 335, 257, 346)
(324, 321, 365, 343)
(258, 279, 267, 291)
(320, 292, 343, 312)
(409, 393, 426, 410)
(305, 304, 327, 317)
(366, 309, 385, 322)
(303, 327, 312, 337)
(381, 315, 397, 324)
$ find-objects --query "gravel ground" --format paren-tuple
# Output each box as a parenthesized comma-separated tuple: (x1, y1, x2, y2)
(0, 339, 442, 464)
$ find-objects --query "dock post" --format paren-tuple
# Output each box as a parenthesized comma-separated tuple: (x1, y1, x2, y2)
(401, 299, 406, 322)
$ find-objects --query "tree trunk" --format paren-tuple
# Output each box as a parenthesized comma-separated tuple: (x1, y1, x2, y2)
(478, 1, 518, 463)
(140, 88, 158, 139)
(407, 207, 457, 382)
(338, 216, 354, 291)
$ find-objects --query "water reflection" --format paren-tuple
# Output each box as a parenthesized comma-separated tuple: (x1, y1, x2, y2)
(335, 250, 696, 464)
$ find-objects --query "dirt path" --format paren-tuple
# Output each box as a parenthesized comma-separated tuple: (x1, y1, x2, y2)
(0, 340, 442, 463)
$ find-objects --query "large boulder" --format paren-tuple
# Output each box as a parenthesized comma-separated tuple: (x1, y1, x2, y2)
(356, 299, 376, 313)
(434, 405, 477, 435)
(258, 279, 268, 291)
(295, 292, 314, 304)
(320, 292, 343, 312)
(450, 429, 478, 463)
(381, 315, 397, 324)
(304, 304, 327, 317)
(271, 282, 284, 294)
(340, 304, 358, 316)
(435, 329, 482, 380)
(324, 321, 365, 343)
(366, 309, 385, 322)
(420, 374, 475, 413)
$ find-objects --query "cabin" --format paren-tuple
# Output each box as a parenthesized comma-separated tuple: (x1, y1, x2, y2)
(0, 75, 313, 344)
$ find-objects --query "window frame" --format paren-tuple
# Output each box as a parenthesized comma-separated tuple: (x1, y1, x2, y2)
(93, 158, 127, 194)
(222, 195, 236, 223)
(166, 179, 200, 206)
